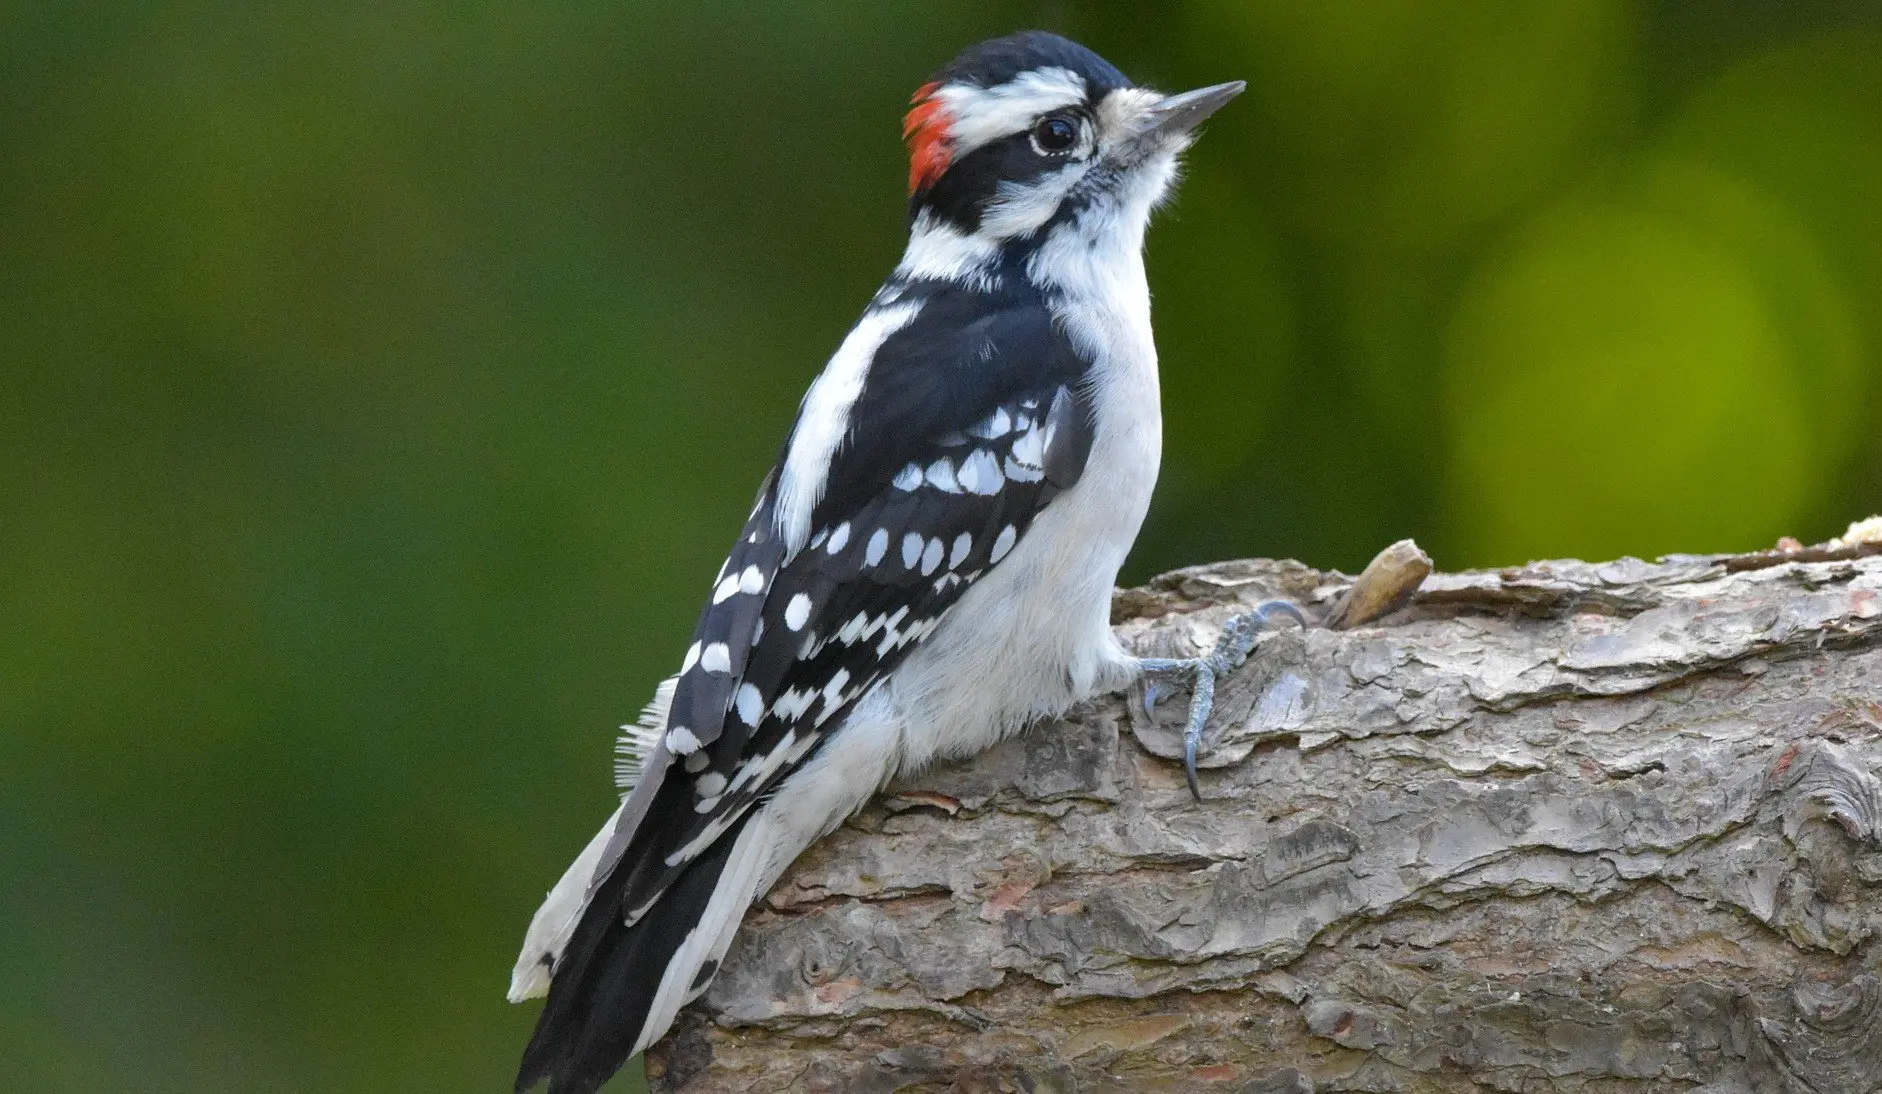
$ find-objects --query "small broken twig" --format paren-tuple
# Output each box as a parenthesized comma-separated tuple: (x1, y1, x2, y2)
(1322, 538, 1431, 629)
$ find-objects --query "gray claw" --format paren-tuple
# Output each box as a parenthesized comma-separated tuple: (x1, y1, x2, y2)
(1252, 599, 1307, 632)
(1182, 660, 1216, 802)
(1180, 599, 1308, 803)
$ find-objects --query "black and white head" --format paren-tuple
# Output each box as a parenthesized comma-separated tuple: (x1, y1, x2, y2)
(900, 32, 1243, 274)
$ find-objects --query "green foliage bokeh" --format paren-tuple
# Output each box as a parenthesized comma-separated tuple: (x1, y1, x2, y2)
(3, 3, 1878, 1090)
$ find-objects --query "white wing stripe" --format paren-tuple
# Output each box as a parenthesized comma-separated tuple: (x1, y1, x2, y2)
(775, 301, 922, 555)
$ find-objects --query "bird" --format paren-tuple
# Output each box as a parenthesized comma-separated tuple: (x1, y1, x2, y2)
(508, 30, 1272, 1093)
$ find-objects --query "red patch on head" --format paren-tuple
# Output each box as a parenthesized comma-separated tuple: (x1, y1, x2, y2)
(903, 82, 953, 195)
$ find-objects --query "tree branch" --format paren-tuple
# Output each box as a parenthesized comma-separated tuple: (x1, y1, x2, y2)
(650, 541, 1882, 1094)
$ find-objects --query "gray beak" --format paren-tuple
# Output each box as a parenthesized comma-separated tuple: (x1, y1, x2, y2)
(1143, 80, 1246, 139)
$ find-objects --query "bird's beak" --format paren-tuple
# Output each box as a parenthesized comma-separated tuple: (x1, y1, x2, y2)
(1141, 80, 1246, 140)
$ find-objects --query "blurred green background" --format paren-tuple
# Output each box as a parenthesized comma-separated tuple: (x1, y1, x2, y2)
(4, 2, 1880, 1091)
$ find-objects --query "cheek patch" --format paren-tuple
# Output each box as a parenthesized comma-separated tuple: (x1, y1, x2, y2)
(904, 83, 954, 195)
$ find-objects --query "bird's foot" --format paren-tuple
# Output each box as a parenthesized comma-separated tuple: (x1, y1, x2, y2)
(1139, 600, 1307, 801)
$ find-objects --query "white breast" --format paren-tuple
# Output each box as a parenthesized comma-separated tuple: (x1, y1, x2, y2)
(886, 230, 1162, 769)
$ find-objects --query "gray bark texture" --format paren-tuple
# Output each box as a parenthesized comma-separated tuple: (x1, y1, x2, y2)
(648, 542, 1882, 1094)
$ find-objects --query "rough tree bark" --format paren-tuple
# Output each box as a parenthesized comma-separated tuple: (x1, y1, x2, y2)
(648, 536, 1882, 1094)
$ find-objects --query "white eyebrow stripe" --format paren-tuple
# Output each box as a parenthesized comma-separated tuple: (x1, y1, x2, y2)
(933, 67, 1087, 157)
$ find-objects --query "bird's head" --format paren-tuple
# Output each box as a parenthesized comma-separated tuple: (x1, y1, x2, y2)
(899, 32, 1242, 275)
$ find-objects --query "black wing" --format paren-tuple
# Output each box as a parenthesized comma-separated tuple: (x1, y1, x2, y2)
(517, 289, 1095, 1093)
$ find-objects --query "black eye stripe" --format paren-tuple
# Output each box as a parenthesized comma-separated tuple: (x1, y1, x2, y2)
(916, 126, 1085, 231)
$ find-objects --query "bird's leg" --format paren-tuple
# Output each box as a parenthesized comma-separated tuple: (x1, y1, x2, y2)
(1139, 600, 1307, 801)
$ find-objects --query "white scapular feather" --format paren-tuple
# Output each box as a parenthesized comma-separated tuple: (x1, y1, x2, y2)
(775, 302, 922, 554)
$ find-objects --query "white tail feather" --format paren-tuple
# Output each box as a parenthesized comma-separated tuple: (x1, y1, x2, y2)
(507, 802, 623, 1002)
(510, 675, 681, 1003)
(631, 811, 773, 1055)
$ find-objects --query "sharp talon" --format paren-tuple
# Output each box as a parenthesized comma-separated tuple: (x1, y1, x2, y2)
(1184, 725, 1202, 802)
(1143, 605, 1304, 802)
(1252, 599, 1307, 630)
(1183, 662, 1216, 803)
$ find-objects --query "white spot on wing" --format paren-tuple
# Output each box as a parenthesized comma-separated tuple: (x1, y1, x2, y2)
(728, 729, 795, 797)
(826, 522, 850, 554)
(681, 641, 701, 674)
(712, 573, 740, 604)
(958, 448, 1002, 494)
(920, 537, 943, 575)
(902, 532, 923, 568)
(769, 689, 814, 723)
(991, 524, 1017, 563)
(735, 683, 763, 727)
(667, 725, 702, 754)
(875, 606, 911, 656)
(924, 458, 959, 493)
(1004, 455, 1044, 483)
(893, 463, 922, 491)
(816, 668, 855, 725)
(700, 643, 731, 674)
(966, 406, 1011, 440)
(737, 565, 765, 594)
(949, 532, 973, 569)
(1009, 424, 1045, 467)
(695, 771, 726, 797)
(865, 528, 889, 566)
(785, 593, 811, 631)
(822, 668, 851, 707)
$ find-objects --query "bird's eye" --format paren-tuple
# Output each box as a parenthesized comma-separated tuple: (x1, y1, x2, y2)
(1032, 115, 1080, 155)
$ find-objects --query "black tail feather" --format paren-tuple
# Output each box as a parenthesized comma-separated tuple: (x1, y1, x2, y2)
(516, 808, 750, 1094)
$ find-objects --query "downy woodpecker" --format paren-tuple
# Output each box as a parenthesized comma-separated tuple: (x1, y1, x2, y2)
(510, 32, 1261, 1093)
